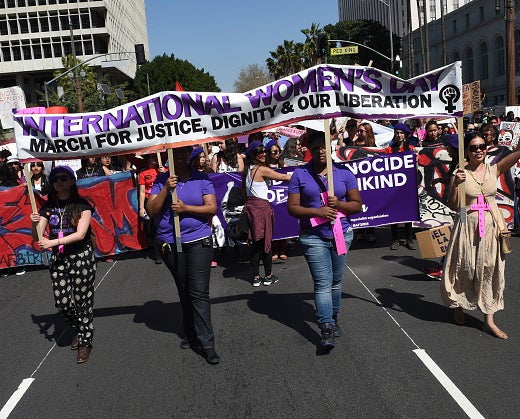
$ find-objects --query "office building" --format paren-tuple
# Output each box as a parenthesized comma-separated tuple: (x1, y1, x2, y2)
(0, 0, 148, 105)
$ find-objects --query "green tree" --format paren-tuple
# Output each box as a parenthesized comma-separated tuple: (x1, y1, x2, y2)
(132, 54, 219, 98)
(44, 55, 100, 113)
(233, 64, 272, 93)
(301, 22, 323, 67)
(266, 40, 305, 79)
(323, 20, 400, 72)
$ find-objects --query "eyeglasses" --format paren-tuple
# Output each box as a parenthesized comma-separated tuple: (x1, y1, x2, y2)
(271, 150, 280, 155)
(52, 175, 70, 183)
(256, 149, 266, 155)
(31, 163, 43, 168)
(468, 143, 487, 152)
(357, 129, 366, 133)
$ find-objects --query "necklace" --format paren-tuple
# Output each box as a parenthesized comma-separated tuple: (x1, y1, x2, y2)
(467, 166, 486, 186)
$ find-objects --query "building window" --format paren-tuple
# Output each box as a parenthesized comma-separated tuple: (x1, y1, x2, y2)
(495, 36, 505, 77)
(452, 19, 457, 34)
(453, 51, 460, 63)
(480, 42, 489, 80)
(479, 6, 485, 22)
(465, 13, 469, 28)
(429, 0, 436, 20)
(465, 47, 474, 82)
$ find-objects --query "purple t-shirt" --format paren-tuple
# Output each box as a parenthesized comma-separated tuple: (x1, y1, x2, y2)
(288, 162, 358, 238)
(151, 170, 215, 243)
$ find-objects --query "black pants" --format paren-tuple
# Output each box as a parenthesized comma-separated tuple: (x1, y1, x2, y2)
(160, 237, 215, 349)
(49, 245, 96, 347)
(391, 223, 413, 241)
(250, 239, 272, 278)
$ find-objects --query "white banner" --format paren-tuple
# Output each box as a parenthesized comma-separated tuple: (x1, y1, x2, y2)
(14, 63, 463, 161)
(1, 86, 26, 130)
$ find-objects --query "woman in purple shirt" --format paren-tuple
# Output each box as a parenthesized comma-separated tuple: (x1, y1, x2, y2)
(147, 146, 220, 365)
(288, 131, 362, 352)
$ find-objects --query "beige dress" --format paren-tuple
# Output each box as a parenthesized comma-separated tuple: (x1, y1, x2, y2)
(441, 164, 506, 314)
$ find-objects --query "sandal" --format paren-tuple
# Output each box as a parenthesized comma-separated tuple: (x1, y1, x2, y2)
(482, 324, 508, 339)
(272, 255, 279, 262)
(279, 254, 288, 260)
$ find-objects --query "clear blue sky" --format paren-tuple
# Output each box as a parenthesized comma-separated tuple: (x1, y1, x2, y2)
(145, 0, 339, 92)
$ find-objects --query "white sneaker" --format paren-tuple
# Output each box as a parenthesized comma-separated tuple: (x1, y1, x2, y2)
(16, 268, 26, 276)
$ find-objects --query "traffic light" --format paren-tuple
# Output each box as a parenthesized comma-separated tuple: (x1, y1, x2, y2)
(392, 60, 401, 76)
(316, 34, 329, 58)
(134, 44, 146, 65)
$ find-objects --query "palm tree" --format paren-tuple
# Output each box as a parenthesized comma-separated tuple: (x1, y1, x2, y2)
(266, 40, 305, 79)
(301, 22, 322, 67)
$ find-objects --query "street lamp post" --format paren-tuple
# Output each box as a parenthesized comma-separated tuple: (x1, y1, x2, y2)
(69, 19, 83, 112)
(44, 52, 133, 109)
(374, 0, 394, 66)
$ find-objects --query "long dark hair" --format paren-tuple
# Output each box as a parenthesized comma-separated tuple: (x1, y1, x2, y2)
(281, 137, 303, 159)
(47, 180, 84, 226)
(220, 139, 239, 168)
(241, 143, 266, 190)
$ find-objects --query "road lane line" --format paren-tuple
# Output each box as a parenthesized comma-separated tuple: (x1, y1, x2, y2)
(346, 265, 485, 419)
(1, 261, 118, 418)
(0, 379, 34, 419)
(414, 349, 484, 419)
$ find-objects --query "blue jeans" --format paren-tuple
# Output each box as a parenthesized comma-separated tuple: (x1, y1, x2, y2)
(299, 230, 354, 325)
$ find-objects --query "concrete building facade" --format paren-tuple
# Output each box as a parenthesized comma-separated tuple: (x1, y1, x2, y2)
(0, 0, 148, 105)
(403, 0, 520, 111)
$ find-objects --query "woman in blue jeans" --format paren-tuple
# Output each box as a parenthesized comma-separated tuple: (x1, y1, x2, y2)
(288, 131, 362, 351)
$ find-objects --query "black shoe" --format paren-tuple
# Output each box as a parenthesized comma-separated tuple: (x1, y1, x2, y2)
(201, 348, 220, 365)
(262, 274, 278, 286)
(319, 323, 335, 349)
(332, 314, 342, 338)
(180, 337, 197, 349)
(390, 240, 399, 250)
(405, 239, 416, 250)
(154, 258, 163, 265)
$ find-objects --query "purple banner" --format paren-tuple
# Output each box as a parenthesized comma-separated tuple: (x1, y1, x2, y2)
(209, 151, 419, 240)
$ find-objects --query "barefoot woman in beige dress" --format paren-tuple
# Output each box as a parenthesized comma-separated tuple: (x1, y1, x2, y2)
(441, 134, 520, 339)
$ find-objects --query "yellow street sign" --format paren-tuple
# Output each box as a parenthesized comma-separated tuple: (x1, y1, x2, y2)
(330, 46, 359, 56)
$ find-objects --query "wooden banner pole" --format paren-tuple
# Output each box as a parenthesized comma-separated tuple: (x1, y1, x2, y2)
(457, 117, 467, 223)
(167, 148, 183, 252)
(23, 164, 48, 264)
(324, 119, 335, 195)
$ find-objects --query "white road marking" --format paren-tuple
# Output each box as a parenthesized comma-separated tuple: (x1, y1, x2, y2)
(0, 261, 117, 418)
(0, 379, 34, 419)
(346, 265, 485, 419)
(414, 349, 485, 419)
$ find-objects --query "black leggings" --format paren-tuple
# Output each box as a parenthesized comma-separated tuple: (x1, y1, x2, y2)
(250, 239, 272, 278)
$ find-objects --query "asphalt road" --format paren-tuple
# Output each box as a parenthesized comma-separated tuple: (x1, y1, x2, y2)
(1, 226, 520, 418)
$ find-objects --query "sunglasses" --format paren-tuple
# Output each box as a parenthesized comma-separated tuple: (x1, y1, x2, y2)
(357, 129, 366, 133)
(52, 175, 71, 182)
(255, 148, 266, 154)
(271, 150, 280, 155)
(468, 143, 487, 152)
